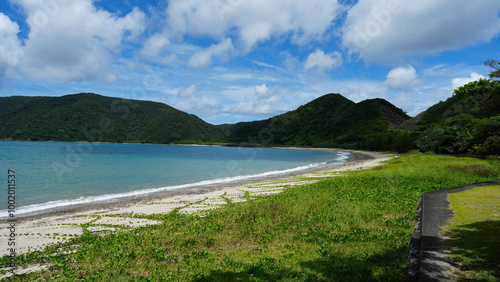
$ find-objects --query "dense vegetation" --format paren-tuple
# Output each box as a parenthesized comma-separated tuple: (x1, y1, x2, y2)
(0, 93, 227, 144)
(223, 94, 415, 152)
(224, 80, 499, 155)
(415, 79, 500, 155)
(1, 153, 498, 281)
(1, 79, 499, 156)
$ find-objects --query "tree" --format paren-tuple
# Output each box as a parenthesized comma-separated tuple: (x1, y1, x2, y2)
(484, 59, 500, 80)
(453, 78, 498, 97)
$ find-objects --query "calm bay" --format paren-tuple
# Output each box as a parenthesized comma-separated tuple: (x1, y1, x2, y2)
(0, 141, 347, 217)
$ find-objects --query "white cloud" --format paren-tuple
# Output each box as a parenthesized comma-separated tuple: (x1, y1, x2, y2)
(304, 49, 343, 71)
(209, 71, 254, 81)
(9, 0, 146, 81)
(342, 0, 500, 64)
(239, 21, 273, 52)
(230, 97, 279, 115)
(384, 65, 419, 89)
(142, 32, 170, 58)
(0, 13, 19, 35)
(188, 37, 235, 68)
(166, 0, 228, 38)
(451, 72, 486, 90)
(250, 59, 282, 71)
(174, 100, 197, 112)
(177, 84, 197, 97)
(199, 103, 223, 116)
(102, 70, 120, 84)
(383, 65, 420, 110)
(166, 0, 342, 54)
(229, 84, 283, 115)
(0, 13, 23, 67)
(0, 13, 23, 88)
(255, 83, 268, 95)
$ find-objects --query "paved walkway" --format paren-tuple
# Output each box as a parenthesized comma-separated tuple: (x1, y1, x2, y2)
(418, 179, 500, 281)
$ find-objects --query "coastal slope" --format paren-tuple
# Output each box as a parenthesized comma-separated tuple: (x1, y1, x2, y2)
(0, 93, 227, 143)
(223, 93, 412, 150)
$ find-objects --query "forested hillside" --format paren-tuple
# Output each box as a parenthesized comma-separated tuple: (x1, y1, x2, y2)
(0, 93, 227, 143)
(1, 83, 498, 156)
(414, 79, 500, 155)
(223, 94, 415, 152)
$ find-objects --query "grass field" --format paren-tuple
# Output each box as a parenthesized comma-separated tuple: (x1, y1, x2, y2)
(445, 185, 500, 281)
(1, 153, 499, 281)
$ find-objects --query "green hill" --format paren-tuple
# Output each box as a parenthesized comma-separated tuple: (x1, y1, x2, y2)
(419, 79, 500, 129)
(414, 79, 500, 155)
(223, 93, 413, 151)
(2, 85, 497, 155)
(0, 93, 227, 143)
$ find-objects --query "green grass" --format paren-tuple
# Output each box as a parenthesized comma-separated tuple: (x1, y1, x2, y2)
(1, 153, 499, 281)
(445, 185, 500, 281)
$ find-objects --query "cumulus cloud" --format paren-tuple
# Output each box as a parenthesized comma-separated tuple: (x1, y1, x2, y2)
(188, 38, 235, 68)
(385, 65, 419, 90)
(255, 83, 268, 95)
(0, 13, 23, 87)
(451, 72, 486, 90)
(8, 0, 146, 81)
(166, 0, 342, 55)
(304, 49, 343, 71)
(375, 65, 421, 111)
(342, 0, 500, 64)
(0, 13, 22, 66)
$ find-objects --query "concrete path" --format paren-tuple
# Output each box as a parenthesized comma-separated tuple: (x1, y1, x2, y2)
(418, 179, 500, 282)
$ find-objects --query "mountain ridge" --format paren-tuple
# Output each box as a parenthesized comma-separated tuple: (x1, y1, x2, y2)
(0, 92, 412, 151)
(1, 83, 498, 155)
(0, 93, 227, 143)
(223, 93, 412, 150)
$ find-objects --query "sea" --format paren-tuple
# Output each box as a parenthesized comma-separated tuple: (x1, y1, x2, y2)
(0, 141, 348, 217)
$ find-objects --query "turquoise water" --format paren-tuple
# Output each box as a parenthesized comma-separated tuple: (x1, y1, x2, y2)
(0, 141, 348, 216)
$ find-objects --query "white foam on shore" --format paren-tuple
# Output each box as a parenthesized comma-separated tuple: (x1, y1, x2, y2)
(1, 152, 350, 218)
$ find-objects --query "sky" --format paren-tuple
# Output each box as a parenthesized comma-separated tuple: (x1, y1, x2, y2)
(0, 0, 499, 125)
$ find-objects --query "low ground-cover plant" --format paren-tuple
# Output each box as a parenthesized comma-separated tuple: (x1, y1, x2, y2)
(2, 153, 499, 281)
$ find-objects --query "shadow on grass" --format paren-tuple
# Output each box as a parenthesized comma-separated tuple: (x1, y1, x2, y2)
(447, 220, 500, 279)
(194, 247, 407, 282)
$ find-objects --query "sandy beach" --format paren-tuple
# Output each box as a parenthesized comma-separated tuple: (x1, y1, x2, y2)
(0, 149, 393, 277)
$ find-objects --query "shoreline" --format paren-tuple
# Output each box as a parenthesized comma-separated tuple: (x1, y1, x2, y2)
(1, 143, 343, 219)
(0, 149, 394, 261)
(1, 149, 379, 222)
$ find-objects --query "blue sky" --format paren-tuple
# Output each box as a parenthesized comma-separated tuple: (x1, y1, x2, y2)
(1, 0, 499, 124)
